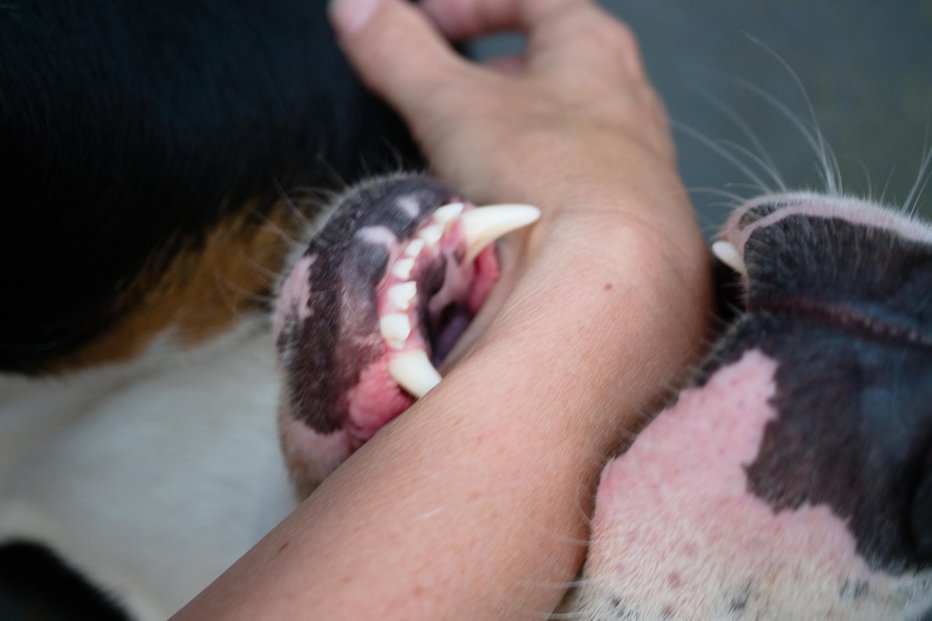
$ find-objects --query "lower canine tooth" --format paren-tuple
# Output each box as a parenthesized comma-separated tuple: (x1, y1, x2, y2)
(711, 241, 748, 277)
(388, 349, 442, 398)
(462, 204, 541, 261)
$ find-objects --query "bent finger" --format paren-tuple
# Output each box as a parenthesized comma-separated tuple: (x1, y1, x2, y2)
(329, 0, 470, 120)
(421, 0, 580, 40)
(422, 0, 644, 81)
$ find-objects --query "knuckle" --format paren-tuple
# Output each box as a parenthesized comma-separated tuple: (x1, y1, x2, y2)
(599, 18, 641, 60)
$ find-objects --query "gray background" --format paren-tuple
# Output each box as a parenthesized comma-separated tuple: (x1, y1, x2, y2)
(473, 1, 932, 235)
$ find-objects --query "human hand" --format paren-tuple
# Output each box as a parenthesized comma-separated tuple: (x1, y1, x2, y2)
(332, 0, 670, 193)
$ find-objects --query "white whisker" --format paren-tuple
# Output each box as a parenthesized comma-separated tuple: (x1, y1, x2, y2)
(673, 122, 774, 193)
(903, 147, 932, 217)
(717, 139, 787, 192)
(742, 34, 841, 195)
(697, 90, 787, 191)
(735, 79, 840, 194)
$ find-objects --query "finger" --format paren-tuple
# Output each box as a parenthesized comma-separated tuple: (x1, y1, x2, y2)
(421, 0, 644, 81)
(421, 0, 579, 40)
(482, 54, 527, 76)
(329, 0, 469, 119)
(527, 5, 645, 81)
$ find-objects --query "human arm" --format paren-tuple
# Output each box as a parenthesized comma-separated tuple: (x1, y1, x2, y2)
(173, 1, 711, 618)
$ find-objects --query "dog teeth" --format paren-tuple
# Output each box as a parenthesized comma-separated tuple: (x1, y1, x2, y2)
(388, 349, 442, 398)
(387, 282, 417, 310)
(433, 202, 465, 225)
(711, 241, 749, 277)
(404, 239, 425, 257)
(419, 223, 444, 246)
(461, 204, 541, 261)
(379, 313, 411, 347)
(392, 257, 415, 279)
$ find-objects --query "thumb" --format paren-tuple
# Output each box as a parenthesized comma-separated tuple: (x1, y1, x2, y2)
(329, 0, 466, 122)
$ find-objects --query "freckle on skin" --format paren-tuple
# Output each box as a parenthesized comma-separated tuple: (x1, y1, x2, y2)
(603, 282, 613, 291)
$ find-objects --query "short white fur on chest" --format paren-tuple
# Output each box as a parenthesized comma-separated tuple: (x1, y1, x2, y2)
(0, 317, 297, 619)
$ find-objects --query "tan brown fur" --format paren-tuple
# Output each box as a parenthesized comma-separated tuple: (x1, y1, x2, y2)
(46, 201, 308, 372)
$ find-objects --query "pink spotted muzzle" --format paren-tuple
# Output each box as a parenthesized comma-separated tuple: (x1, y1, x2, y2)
(272, 174, 538, 493)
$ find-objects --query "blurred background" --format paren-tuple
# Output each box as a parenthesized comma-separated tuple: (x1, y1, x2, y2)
(473, 0, 932, 235)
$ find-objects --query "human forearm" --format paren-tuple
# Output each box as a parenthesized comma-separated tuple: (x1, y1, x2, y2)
(174, 180, 710, 620)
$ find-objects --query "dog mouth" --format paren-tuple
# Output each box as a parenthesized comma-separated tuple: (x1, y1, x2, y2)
(347, 201, 539, 443)
(274, 176, 539, 458)
(377, 202, 538, 396)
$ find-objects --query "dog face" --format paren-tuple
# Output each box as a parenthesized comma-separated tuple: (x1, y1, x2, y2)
(561, 194, 932, 620)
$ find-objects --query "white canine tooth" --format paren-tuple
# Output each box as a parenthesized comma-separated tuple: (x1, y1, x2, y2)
(393, 257, 415, 279)
(419, 223, 444, 246)
(711, 241, 748, 277)
(462, 204, 541, 261)
(404, 239, 425, 257)
(387, 281, 417, 310)
(388, 349, 442, 398)
(433, 202, 465, 226)
(379, 313, 411, 346)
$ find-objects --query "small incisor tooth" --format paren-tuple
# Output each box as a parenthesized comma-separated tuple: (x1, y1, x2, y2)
(419, 223, 444, 246)
(387, 281, 417, 310)
(379, 313, 411, 346)
(433, 202, 465, 225)
(392, 257, 415, 279)
(404, 239, 425, 257)
(461, 204, 541, 261)
(388, 349, 442, 398)
(711, 240, 748, 277)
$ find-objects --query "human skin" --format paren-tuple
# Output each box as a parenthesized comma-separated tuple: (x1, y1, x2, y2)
(173, 0, 712, 619)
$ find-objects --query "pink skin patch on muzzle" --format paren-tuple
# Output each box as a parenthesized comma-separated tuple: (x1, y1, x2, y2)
(273, 200, 503, 493)
(571, 350, 932, 621)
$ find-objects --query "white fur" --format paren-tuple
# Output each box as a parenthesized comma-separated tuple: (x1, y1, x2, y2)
(0, 317, 297, 619)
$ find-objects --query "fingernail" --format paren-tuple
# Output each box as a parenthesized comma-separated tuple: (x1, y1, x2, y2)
(329, 0, 382, 35)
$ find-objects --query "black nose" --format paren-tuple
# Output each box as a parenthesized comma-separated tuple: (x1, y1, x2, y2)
(911, 453, 932, 560)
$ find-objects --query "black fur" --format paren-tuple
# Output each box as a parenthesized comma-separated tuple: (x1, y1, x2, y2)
(0, 0, 418, 372)
(0, 541, 129, 621)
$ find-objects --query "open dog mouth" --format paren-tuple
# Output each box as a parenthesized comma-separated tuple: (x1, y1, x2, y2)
(351, 199, 539, 441)
(378, 202, 538, 393)
(274, 175, 539, 482)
